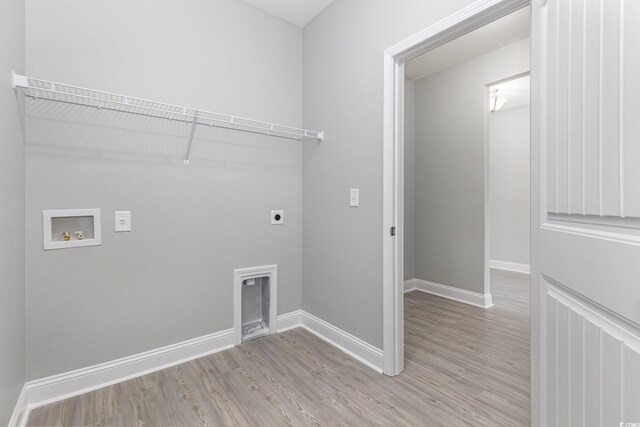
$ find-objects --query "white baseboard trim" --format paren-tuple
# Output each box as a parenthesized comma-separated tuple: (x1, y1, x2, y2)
(300, 311, 384, 373)
(404, 278, 493, 309)
(490, 259, 530, 274)
(13, 309, 382, 423)
(8, 384, 28, 427)
(23, 327, 235, 413)
(403, 278, 417, 293)
(276, 309, 303, 332)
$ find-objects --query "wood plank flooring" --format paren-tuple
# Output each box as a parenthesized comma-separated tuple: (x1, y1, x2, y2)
(27, 269, 530, 426)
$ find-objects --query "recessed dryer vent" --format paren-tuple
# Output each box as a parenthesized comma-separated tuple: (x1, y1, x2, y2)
(233, 265, 277, 344)
(241, 277, 270, 341)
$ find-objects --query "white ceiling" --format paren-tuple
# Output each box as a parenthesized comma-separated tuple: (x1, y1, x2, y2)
(405, 6, 531, 80)
(490, 74, 530, 111)
(238, 0, 336, 27)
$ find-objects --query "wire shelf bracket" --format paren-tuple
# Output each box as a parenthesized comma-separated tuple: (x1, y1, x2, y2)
(184, 112, 199, 165)
(12, 73, 324, 165)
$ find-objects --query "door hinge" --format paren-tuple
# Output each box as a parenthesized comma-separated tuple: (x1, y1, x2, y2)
(390, 226, 396, 236)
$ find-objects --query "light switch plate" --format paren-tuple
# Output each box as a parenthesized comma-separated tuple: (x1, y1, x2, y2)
(271, 210, 284, 225)
(350, 189, 359, 207)
(115, 211, 131, 232)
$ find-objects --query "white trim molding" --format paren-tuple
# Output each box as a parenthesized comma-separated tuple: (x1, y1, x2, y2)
(543, 278, 640, 420)
(300, 311, 384, 373)
(276, 309, 303, 333)
(11, 309, 382, 425)
(404, 278, 418, 293)
(404, 279, 493, 309)
(8, 385, 28, 427)
(545, 279, 640, 353)
(490, 259, 531, 274)
(24, 328, 235, 412)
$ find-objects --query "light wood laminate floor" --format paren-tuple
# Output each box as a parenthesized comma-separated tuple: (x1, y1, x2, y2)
(27, 269, 530, 426)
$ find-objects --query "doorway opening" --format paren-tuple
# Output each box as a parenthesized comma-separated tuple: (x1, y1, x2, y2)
(395, 6, 532, 424)
(487, 72, 531, 280)
(382, 1, 537, 420)
(382, 0, 533, 376)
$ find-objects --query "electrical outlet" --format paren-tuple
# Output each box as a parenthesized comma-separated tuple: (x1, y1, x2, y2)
(115, 211, 131, 232)
(271, 210, 284, 225)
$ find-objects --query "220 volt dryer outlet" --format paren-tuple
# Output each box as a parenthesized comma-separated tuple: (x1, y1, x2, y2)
(271, 210, 284, 225)
(115, 211, 131, 232)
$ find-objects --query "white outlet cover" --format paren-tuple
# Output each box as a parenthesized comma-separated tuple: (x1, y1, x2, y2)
(115, 211, 131, 232)
(271, 210, 284, 225)
(350, 188, 359, 207)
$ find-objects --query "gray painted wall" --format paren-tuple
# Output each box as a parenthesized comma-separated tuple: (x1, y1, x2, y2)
(25, 0, 303, 380)
(413, 39, 530, 294)
(490, 104, 530, 265)
(0, 0, 25, 422)
(302, 0, 480, 349)
(404, 79, 416, 281)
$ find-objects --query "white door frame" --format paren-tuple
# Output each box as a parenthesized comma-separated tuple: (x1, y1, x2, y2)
(382, 0, 537, 419)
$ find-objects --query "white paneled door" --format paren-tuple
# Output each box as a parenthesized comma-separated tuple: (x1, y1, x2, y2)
(535, 0, 640, 425)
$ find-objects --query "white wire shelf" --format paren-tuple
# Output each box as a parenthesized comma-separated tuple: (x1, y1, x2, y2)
(12, 73, 324, 165)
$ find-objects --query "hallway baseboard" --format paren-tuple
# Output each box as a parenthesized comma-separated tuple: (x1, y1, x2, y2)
(404, 278, 493, 308)
(490, 259, 530, 274)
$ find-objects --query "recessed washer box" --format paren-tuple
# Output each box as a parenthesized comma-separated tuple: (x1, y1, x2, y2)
(43, 209, 101, 250)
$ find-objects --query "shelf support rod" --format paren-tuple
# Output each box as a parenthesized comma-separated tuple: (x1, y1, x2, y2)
(184, 111, 199, 165)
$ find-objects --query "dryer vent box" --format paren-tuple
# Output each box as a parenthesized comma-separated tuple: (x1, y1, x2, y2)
(241, 277, 271, 342)
(234, 265, 277, 344)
